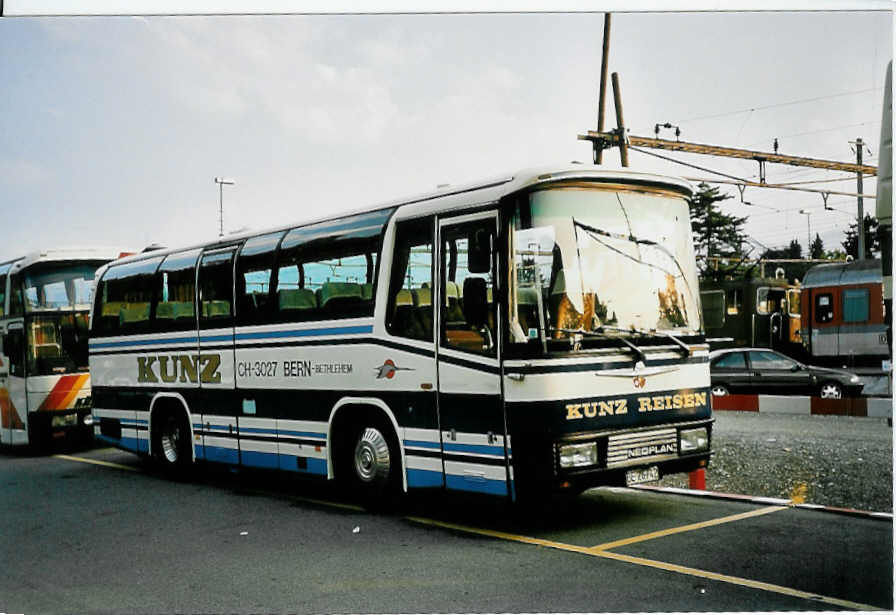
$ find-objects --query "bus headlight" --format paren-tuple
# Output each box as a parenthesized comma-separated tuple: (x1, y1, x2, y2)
(679, 428, 709, 453)
(83, 414, 94, 426)
(558, 442, 598, 468)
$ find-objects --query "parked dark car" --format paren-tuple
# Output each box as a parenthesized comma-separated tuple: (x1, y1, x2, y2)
(709, 348, 864, 399)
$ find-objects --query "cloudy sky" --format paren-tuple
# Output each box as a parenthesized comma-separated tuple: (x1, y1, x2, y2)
(0, 8, 891, 261)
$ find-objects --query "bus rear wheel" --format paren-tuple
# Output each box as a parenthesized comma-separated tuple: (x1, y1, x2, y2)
(152, 410, 192, 477)
(338, 416, 401, 505)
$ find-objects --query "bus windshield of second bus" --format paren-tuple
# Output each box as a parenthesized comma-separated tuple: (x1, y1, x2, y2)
(21, 262, 99, 376)
(510, 184, 702, 352)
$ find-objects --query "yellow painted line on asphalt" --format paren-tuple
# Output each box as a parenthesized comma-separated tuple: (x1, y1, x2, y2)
(405, 514, 881, 612)
(50, 454, 884, 610)
(53, 454, 139, 472)
(405, 516, 597, 556)
(590, 505, 788, 550)
(594, 549, 880, 611)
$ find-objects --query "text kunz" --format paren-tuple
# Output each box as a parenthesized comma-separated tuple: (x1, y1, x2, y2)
(566, 392, 707, 420)
(137, 354, 222, 384)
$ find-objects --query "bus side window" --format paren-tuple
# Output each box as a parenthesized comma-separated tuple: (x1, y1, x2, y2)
(0, 274, 5, 318)
(155, 250, 200, 333)
(94, 258, 163, 337)
(199, 251, 235, 327)
(386, 218, 433, 341)
(815, 293, 834, 323)
(236, 231, 284, 327)
(275, 209, 393, 323)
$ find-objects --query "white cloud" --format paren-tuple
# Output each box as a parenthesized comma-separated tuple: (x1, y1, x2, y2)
(0, 159, 49, 185)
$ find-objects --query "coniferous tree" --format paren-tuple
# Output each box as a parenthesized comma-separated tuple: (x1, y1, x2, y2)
(842, 214, 880, 259)
(687, 183, 749, 275)
(810, 233, 825, 259)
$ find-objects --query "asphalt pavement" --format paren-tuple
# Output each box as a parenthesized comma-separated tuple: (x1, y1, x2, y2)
(0, 438, 891, 614)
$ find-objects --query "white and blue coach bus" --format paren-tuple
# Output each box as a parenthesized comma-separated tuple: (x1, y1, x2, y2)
(88, 166, 712, 501)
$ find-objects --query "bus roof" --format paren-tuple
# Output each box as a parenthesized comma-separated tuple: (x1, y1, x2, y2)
(801, 258, 883, 289)
(103, 165, 693, 270)
(0, 247, 134, 274)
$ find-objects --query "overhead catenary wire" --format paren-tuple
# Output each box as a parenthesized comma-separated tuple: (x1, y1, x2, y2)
(675, 87, 883, 124)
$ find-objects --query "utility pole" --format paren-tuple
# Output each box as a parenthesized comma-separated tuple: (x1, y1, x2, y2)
(611, 72, 628, 167)
(214, 177, 235, 238)
(594, 13, 611, 165)
(853, 137, 866, 260)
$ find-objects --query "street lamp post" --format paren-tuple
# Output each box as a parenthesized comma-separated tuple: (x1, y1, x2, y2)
(799, 209, 812, 259)
(214, 177, 235, 237)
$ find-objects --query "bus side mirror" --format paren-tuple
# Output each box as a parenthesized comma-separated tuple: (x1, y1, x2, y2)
(468, 228, 492, 274)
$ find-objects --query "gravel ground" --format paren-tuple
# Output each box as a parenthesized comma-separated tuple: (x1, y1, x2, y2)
(658, 411, 894, 513)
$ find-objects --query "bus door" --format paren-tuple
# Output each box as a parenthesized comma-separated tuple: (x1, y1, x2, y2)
(1, 323, 26, 446)
(436, 212, 510, 496)
(197, 248, 239, 464)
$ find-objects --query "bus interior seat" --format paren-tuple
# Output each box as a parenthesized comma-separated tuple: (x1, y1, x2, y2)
(120, 303, 150, 325)
(203, 300, 231, 318)
(391, 289, 425, 340)
(317, 282, 363, 314)
(360, 283, 374, 301)
(517, 285, 540, 334)
(413, 287, 433, 334)
(444, 281, 465, 323)
(278, 288, 317, 312)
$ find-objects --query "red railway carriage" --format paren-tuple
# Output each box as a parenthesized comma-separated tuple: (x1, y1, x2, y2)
(800, 259, 888, 364)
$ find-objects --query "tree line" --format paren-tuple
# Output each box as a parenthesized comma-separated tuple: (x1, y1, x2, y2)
(687, 183, 880, 282)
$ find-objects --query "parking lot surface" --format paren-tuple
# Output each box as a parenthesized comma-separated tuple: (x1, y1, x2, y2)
(1, 444, 891, 613)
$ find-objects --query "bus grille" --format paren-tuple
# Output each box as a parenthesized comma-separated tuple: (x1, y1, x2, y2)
(606, 428, 678, 467)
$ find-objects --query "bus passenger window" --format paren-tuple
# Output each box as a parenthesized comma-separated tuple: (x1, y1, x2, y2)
(199, 251, 235, 327)
(155, 250, 199, 333)
(386, 218, 433, 341)
(236, 231, 284, 326)
(93, 257, 163, 336)
(0, 273, 6, 318)
(815, 293, 834, 323)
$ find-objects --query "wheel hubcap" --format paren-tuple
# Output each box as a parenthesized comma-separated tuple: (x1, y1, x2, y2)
(821, 385, 842, 399)
(160, 418, 181, 463)
(353, 427, 390, 485)
(711, 386, 728, 396)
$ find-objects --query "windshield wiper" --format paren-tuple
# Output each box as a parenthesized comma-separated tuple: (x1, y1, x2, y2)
(572, 218, 698, 314)
(599, 324, 691, 358)
(551, 327, 648, 366)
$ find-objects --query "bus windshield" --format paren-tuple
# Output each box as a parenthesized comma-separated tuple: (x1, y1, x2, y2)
(26, 312, 91, 376)
(510, 185, 702, 346)
(23, 263, 100, 313)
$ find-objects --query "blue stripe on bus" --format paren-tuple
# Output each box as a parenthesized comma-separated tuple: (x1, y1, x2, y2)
(445, 474, 508, 496)
(403, 439, 440, 449)
(278, 455, 328, 475)
(89, 324, 372, 350)
(204, 446, 239, 465)
(443, 442, 505, 456)
(240, 450, 279, 470)
(278, 429, 327, 440)
(89, 336, 198, 349)
(407, 469, 443, 488)
(235, 325, 373, 341)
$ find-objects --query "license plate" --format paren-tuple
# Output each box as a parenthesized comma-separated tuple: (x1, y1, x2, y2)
(626, 465, 659, 486)
(51, 414, 77, 428)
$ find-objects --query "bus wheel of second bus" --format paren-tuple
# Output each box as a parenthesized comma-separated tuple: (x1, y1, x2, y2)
(151, 405, 193, 477)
